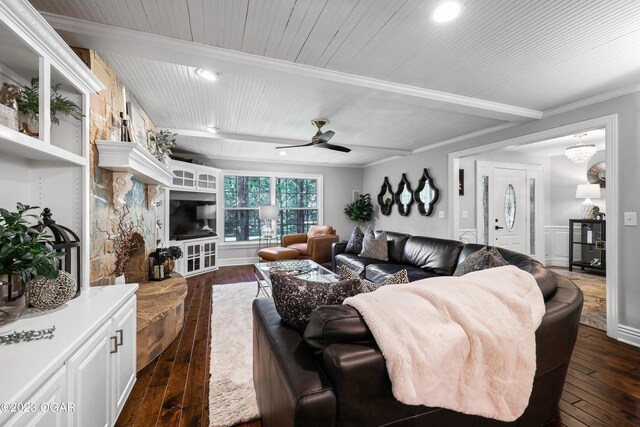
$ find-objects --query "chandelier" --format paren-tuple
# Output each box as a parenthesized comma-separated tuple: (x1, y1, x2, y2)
(565, 133, 596, 166)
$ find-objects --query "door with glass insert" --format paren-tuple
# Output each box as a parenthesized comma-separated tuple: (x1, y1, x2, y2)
(492, 168, 527, 252)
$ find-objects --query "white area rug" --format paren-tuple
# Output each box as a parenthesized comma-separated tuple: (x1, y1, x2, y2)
(210, 281, 262, 426)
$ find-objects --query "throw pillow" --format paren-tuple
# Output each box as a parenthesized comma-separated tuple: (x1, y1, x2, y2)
(271, 274, 364, 331)
(359, 231, 388, 261)
(339, 266, 409, 292)
(345, 226, 365, 254)
(453, 246, 509, 276)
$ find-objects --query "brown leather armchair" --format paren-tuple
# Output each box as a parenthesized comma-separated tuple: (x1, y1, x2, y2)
(281, 225, 339, 264)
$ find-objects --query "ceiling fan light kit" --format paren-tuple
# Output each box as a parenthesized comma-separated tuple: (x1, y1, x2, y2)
(275, 118, 351, 153)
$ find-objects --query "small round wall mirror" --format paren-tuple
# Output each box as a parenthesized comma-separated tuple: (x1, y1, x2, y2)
(504, 184, 516, 231)
(413, 168, 440, 216)
(394, 174, 414, 216)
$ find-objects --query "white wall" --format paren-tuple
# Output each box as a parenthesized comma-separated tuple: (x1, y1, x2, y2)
(549, 150, 607, 225)
(363, 91, 640, 334)
(199, 159, 363, 264)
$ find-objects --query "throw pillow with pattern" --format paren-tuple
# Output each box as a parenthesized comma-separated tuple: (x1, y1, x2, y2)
(271, 274, 364, 331)
(339, 266, 409, 292)
(359, 231, 388, 261)
(453, 246, 509, 276)
(345, 226, 365, 254)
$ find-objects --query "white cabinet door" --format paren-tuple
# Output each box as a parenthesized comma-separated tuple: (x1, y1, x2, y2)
(110, 297, 137, 424)
(196, 171, 217, 191)
(185, 241, 202, 275)
(171, 166, 196, 189)
(4, 367, 68, 427)
(203, 241, 216, 270)
(66, 322, 111, 427)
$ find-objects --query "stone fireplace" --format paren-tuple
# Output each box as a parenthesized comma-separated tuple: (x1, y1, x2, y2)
(124, 232, 147, 283)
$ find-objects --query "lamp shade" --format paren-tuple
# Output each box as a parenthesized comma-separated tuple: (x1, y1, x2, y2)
(196, 205, 216, 219)
(575, 184, 601, 199)
(259, 204, 279, 220)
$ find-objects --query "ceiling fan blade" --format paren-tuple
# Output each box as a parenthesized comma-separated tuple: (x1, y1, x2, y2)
(317, 142, 351, 153)
(275, 142, 314, 149)
(317, 130, 335, 143)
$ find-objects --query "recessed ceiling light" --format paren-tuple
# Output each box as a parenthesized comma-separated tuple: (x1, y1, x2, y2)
(279, 151, 287, 156)
(431, 1, 463, 23)
(205, 127, 220, 134)
(195, 68, 222, 81)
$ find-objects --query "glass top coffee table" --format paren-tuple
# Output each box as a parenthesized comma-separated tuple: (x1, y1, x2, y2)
(253, 259, 338, 297)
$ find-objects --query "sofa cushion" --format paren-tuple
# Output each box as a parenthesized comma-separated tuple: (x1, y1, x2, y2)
(335, 253, 382, 277)
(339, 266, 409, 292)
(365, 263, 437, 283)
(374, 230, 410, 262)
(453, 246, 508, 276)
(345, 226, 365, 254)
(359, 232, 389, 261)
(458, 244, 557, 300)
(400, 236, 464, 275)
(271, 274, 364, 331)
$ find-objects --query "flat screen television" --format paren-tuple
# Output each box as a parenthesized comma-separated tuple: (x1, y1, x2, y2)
(169, 194, 216, 240)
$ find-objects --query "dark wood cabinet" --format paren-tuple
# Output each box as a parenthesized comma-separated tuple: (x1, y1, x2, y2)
(569, 219, 606, 273)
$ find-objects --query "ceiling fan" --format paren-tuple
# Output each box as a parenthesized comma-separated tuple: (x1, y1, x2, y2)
(276, 119, 351, 153)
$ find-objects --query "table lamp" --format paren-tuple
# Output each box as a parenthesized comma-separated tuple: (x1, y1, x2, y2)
(196, 204, 216, 231)
(575, 184, 601, 219)
(259, 205, 279, 238)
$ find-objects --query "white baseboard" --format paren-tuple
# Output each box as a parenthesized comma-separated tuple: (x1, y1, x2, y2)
(218, 256, 257, 267)
(544, 257, 569, 267)
(617, 325, 640, 348)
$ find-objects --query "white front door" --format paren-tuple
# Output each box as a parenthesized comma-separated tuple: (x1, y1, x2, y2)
(492, 168, 527, 252)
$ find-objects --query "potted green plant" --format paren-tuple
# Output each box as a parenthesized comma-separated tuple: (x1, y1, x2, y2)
(344, 193, 374, 229)
(150, 130, 177, 164)
(15, 77, 83, 136)
(0, 203, 64, 325)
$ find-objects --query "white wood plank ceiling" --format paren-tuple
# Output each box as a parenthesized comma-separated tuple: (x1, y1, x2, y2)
(29, 0, 640, 166)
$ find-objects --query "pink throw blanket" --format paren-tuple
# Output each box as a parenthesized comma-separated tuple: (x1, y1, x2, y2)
(343, 265, 545, 422)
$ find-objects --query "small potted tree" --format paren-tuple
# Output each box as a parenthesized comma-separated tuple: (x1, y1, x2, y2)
(0, 203, 64, 325)
(344, 193, 374, 231)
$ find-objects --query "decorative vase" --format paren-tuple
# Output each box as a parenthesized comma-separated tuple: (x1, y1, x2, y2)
(163, 257, 175, 276)
(0, 274, 27, 326)
(26, 271, 77, 310)
(115, 274, 126, 285)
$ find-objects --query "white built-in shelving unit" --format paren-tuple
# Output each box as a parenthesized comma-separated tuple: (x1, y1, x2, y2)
(0, 2, 138, 426)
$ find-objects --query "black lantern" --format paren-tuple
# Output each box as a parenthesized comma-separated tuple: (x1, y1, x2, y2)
(148, 249, 169, 281)
(38, 208, 81, 298)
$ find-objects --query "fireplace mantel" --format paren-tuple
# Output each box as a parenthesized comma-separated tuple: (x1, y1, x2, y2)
(96, 141, 172, 209)
(96, 140, 173, 186)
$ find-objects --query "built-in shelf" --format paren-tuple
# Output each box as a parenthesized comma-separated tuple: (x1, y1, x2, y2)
(96, 140, 173, 186)
(0, 124, 86, 166)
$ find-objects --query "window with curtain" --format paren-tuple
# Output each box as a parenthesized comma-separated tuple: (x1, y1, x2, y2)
(276, 177, 318, 236)
(224, 175, 270, 242)
(223, 174, 321, 242)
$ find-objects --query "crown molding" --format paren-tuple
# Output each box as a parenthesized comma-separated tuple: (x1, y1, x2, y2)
(0, 3, 104, 94)
(161, 128, 412, 156)
(542, 82, 640, 118)
(171, 151, 365, 169)
(41, 13, 542, 122)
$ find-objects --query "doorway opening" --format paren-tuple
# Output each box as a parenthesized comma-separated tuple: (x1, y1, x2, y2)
(448, 115, 618, 338)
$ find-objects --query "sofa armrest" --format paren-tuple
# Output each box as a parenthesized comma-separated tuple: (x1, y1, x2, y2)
(253, 298, 336, 427)
(331, 241, 348, 272)
(307, 235, 340, 264)
(282, 233, 308, 247)
(304, 305, 374, 355)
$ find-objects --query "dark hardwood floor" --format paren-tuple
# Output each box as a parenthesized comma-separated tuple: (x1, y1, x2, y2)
(117, 265, 640, 427)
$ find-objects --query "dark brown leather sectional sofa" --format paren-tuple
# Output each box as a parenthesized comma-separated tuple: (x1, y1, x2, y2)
(253, 231, 583, 427)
